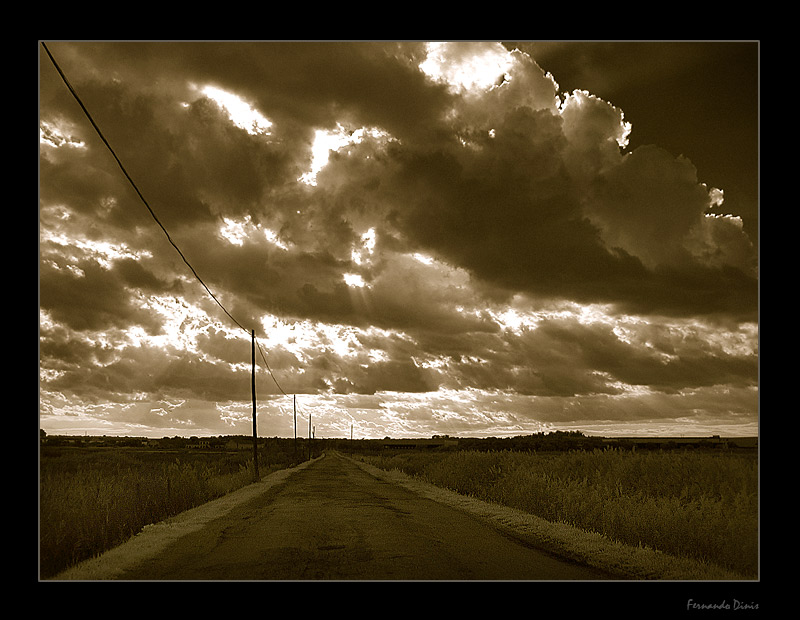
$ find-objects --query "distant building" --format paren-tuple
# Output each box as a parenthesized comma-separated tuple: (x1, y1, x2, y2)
(186, 438, 212, 449)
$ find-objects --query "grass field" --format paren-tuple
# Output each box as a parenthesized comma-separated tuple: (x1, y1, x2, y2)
(39, 446, 302, 579)
(359, 448, 758, 578)
(40, 443, 758, 580)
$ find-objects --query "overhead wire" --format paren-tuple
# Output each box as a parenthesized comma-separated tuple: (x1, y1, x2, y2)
(256, 340, 289, 396)
(41, 41, 294, 401)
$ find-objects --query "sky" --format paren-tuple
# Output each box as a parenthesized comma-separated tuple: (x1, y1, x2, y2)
(38, 41, 759, 440)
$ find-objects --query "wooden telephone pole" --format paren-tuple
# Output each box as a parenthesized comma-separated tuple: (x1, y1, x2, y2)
(293, 394, 297, 457)
(251, 330, 259, 481)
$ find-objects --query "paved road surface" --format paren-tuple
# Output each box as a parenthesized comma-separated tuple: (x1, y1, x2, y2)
(84, 452, 614, 581)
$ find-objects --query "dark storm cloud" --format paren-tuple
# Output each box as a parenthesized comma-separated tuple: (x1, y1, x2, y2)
(404, 313, 757, 399)
(40, 41, 757, 325)
(323, 106, 755, 319)
(513, 41, 759, 245)
(40, 41, 449, 151)
(39, 249, 168, 333)
(510, 318, 757, 395)
(40, 41, 758, 436)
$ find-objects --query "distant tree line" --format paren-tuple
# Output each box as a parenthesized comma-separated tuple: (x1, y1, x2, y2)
(41, 430, 753, 454)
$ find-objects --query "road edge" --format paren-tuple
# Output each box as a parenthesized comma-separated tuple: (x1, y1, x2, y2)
(50, 458, 320, 581)
(343, 452, 749, 581)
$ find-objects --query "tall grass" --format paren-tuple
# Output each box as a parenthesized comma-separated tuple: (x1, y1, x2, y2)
(364, 449, 758, 578)
(39, 448, 296, 579)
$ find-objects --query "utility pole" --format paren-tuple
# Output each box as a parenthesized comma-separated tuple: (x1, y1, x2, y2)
(308, 414, 312, 460)
(251, 330, 259, 481)
(293, 394, 297, 457)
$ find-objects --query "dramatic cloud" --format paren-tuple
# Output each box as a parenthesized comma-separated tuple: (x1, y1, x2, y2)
(39, 41, 758, 439)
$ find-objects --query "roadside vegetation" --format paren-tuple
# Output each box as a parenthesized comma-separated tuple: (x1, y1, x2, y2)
(40, 432, 758, 580)
(39, 443, 304, 579)
(358, 448, 758, 579)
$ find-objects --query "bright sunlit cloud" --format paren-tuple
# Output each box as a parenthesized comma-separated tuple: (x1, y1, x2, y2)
(219, 216, 250, 246)
(199, 85, 272, 136)
(419, 42, 515, 93)
(40, 119, 86, 149)
(128, 294, 217, 354)
(352, 228, 376, 265)
(219, 215, 291, 250)
(299, 126, 348, 185)
(299, 124, 390, 185)
(343, 273, 367, 288)
(41, 228, 152, 270)
(263, 227, 290, 250)
(559, 89, 632, 149)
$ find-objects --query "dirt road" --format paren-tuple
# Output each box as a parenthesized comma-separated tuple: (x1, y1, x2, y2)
(57, 452, 614, 581)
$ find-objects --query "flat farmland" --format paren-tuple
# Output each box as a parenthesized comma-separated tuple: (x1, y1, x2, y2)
(40, 443, 757, 580)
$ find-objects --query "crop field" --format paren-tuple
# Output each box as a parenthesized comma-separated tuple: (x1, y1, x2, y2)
(360, 448, 759, 578)
(39, 445, 303, 579)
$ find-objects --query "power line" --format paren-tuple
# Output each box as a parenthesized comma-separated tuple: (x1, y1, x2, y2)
(41, 42, 248, 334)
(41, 41, 293, 400)
(256, 339, 289, 396)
